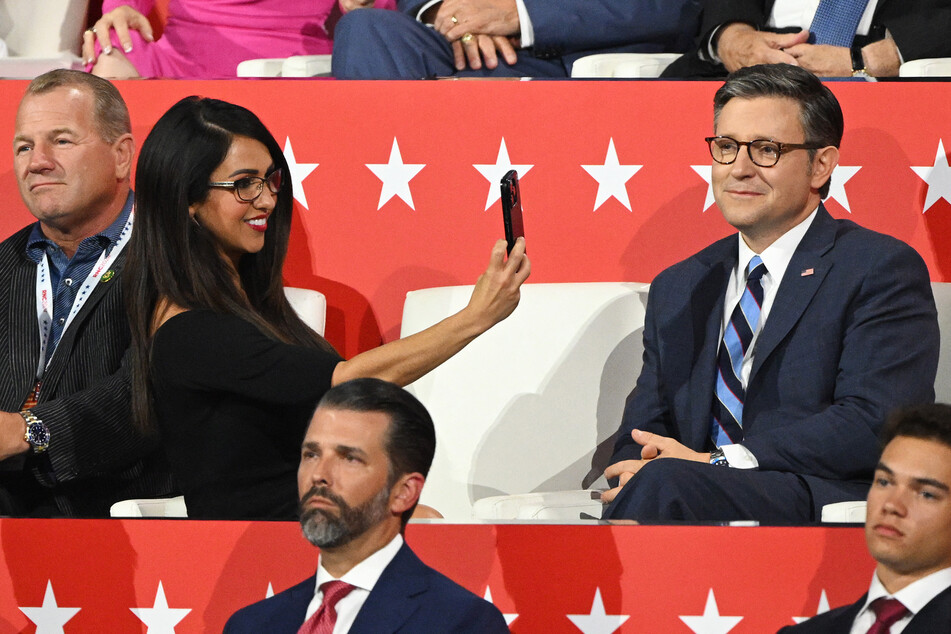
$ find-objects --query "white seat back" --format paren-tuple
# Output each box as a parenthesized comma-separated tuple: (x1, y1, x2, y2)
(570, 53, 681, 78)
(400, 282, 647, 519)
(0, 0, 89, 77)
(900, 58, 951, 77)
(110, 496, 188, 518)
(285, 287, 327, 336)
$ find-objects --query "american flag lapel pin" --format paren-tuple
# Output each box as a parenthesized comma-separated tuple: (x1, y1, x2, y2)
(801, 268, 814, 277)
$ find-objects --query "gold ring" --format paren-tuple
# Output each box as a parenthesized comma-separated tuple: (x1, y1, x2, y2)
(451, 15, 459, 24)
(85, 28, 96, 34)
(460, 33, 474, 44)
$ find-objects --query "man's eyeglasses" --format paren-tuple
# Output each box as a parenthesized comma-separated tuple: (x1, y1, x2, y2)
(209, 169, 283, 202)
(705, 136, 823, 168)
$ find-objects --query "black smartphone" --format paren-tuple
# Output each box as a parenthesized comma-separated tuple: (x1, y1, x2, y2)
(500, 169, 525, 255)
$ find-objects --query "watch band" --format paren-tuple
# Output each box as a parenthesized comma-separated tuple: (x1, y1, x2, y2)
(710, 447, 730, 467)
(851, 45, 869, 77)
(20, 410, 50, 453)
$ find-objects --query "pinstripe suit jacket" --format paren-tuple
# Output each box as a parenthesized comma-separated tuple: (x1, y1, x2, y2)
(0, 220, 172, 517)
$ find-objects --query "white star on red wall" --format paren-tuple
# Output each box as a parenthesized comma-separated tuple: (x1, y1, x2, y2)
(130, 581, 191, 633)
(366, 138, 426, 210)
(283, 137, 319, 209)
(18, 580, 80, 634)
(473, 138, 534, 210)
(679, 588, 743, 634)
(792, 589, 831, 623)
(911, 139, 951, 213)
(581, 138, 642, 212)
(566, 587, 629, 634)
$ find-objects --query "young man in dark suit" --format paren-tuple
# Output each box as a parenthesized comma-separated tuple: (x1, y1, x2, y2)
(224, 378, 508, 633)
(782, 404, 951, 632)
(0, 70, 170, 516)
(602, 64, 939, 524)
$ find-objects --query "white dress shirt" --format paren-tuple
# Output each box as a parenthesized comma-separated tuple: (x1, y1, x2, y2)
(849, 567, 951, 633)
(719, 207, 818, 468)
(304, 534, 404, 633)
(769, 0, 880, 36)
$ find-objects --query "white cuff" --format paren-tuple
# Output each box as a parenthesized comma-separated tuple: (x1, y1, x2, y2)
(721, 444, 758, 469)
(515, 0, 533, 48)
(415, 0, 441, 22)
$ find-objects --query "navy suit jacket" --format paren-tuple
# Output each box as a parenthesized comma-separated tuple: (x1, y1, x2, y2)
(397, 0, 702, 67)
(611, 206, 939, 516)
(778, 586, 951, 633)
(664, 0, 951, 77)
(224, 542, 509, 633)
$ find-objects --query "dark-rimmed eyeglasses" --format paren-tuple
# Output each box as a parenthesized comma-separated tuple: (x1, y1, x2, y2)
(705, 136, 823, 168)
(209, 169, 283, 202)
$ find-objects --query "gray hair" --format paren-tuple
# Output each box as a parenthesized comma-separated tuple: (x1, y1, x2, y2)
(25, 69, 131, 143)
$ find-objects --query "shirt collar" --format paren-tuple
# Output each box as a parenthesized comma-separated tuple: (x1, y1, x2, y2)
(861, 566, 951, 618)
(315, 533, 404, 594)
(25, 190, 134, 263)
(736, 206, 818, 283)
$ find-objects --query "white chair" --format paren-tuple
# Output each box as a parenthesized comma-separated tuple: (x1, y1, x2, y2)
(110, 495, 188, 518)
(0, 0, 89, 78)
(109, 286, 327, 518)
(236, 55, 332, 78)
(899, 58, 951, 77)
(284, 286, 327, 336)
(570, 53, 681, 78)
(400, 282, 647, 520)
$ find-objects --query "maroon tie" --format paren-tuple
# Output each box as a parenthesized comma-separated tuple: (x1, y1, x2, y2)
(865, 597, 909, 634)
(298, 581, 356, 634)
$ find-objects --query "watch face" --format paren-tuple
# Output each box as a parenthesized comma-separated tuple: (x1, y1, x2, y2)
(27, 423, 50, 448)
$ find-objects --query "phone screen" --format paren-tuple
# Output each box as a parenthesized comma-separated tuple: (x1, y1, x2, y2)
(500, 169, 525, 254)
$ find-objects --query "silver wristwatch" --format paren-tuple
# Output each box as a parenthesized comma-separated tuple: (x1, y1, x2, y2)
(21, 410, 50, 453)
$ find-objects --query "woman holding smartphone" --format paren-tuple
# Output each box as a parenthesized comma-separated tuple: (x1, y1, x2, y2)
(125, 96, 529, 520)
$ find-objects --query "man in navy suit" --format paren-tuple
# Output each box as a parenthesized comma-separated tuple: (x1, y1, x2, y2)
(331, 0, 701, 79)
(781, 404, 951, 632)
(602, 64, 939, 524)
(224, 378, 508, 633)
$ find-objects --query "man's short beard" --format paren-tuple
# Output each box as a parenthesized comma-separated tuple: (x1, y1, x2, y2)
(299, 483, 392, 549)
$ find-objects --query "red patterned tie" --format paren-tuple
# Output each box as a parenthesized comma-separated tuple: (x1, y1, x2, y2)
(865, 597, 909, 634)
(298, 581, 356, 634)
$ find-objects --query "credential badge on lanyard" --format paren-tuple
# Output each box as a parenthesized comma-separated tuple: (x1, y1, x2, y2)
(34, 210, 135, 379)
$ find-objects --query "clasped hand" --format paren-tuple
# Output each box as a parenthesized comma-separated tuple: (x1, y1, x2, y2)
(432, 0, 520, 71)
(600, 430, 709, 504)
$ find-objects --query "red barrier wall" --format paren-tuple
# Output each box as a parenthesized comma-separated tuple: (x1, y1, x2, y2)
(2, 80, 948, 358)
(0, 519, 873, 633)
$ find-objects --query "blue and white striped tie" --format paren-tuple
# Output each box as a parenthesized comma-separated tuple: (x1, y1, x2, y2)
(809, 0, 870, 47)
(711, 256, 766, 446)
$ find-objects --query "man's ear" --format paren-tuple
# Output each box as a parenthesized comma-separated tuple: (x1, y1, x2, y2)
(389, 472, 425, 515)
(810, 145, 839, 191)
(112, 133, 135, 181)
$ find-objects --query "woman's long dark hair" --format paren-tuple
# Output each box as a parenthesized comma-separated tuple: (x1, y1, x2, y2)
(125, 96, 337, 433)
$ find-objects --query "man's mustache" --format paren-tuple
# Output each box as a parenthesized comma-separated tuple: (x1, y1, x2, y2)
(300, 485, 348, 511)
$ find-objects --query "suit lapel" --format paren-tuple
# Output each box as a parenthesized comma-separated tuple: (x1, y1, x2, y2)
(685, 239, 736, 450)
(749, 207, 836, 386)
(4, 245, 42, 407)
(351, 543, 427, 633)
